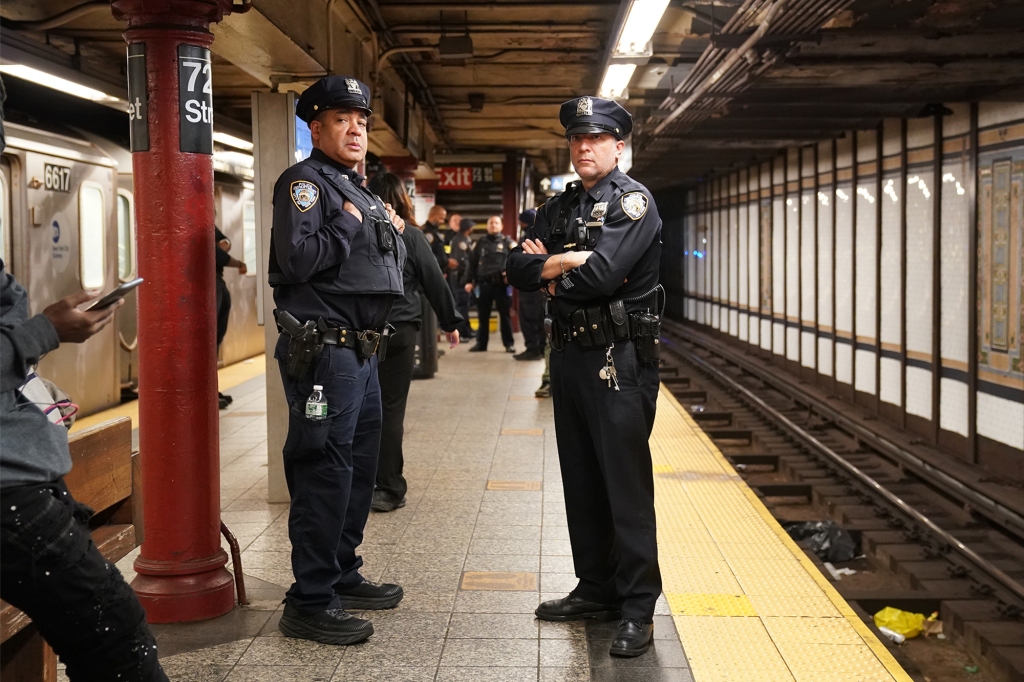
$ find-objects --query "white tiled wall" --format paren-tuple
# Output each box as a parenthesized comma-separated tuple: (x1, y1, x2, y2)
(760, 319, 771, 351)
(835, 185, 853, 337)
(978, 101, 1024, 129)
(818, 189, 834, 377)
(880, 357, 902, 406)
(906, 169, 934, 356)
(880, 173, 902, 348)
(729, 206, 739, 308)
(941, 158, 970, 365)
(786, 196, 800, 328)
(801, 192, 816, 328)
(738, 203, 749, 308)
(748, 202, 760, 347)
(977, 391, 1024, 449)
(739, 312, 749, 342)
(906, 366, 933, 419)
(836, 343, 853, 384)
(856, 349, 877, 395)
(802, 331, 816, 368)
(774, 323, 786, 356)
(772, 196, 786, 338)
(819, 338, 834, 377)
(940, 378, 969, 437)
(855, 180, 878, 345)
(787, 327, 800, 362)
(730, 310, 739, 337)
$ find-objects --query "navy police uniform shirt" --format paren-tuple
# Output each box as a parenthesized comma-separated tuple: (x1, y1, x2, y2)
(270, 148, 406, 331)
(466, 232, 515, 284)
(421, 221, 448, 273)
(507, 165, 662, 327)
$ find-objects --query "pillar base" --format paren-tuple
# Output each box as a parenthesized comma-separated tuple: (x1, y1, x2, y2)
(131, 568, 235, 623)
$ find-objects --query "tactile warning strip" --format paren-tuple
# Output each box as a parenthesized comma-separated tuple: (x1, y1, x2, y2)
(651, 385, 912, 682)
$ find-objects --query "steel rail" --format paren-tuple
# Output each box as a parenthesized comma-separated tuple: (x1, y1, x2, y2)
(660, 322, 1024, 605)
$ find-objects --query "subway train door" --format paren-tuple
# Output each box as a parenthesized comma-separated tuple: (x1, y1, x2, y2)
(116, 186, 140, 396)
(23, 146, 119, 417)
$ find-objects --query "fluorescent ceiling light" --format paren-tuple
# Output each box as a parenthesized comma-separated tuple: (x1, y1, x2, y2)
(0, 64, 123, 105)
(213, 132, 254, 151)
(599, 63, 637, 100)
(616, 0, 671, 55)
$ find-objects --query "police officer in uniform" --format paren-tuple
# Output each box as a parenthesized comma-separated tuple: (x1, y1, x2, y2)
(421, 205, 449, 274)
(507, 97, 663, 657)
(446, 216, 475, 340)
(268, 76, 407, 645)
(465, 215, 516, 353)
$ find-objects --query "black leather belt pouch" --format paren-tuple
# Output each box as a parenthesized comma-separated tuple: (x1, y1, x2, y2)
(549, 319, 565, 351)
(377, 325, 394, 362)
(608, 300, 630, 341)
(356, 330, 381, 361)
(571, 308, 594, 348)
(586, 306, 608, 347)
(633, 312, 662, 364)
(283, 401, 331, 460)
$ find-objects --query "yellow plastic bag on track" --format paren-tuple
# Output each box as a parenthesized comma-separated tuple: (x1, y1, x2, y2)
(873, 607, 926, 639)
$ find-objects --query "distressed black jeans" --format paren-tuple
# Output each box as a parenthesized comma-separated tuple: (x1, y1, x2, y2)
(0, 480, 167, 682)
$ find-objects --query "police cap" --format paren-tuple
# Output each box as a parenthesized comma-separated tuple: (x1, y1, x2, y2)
(296, 76, 372, 124)
(559, 96, 632, 140)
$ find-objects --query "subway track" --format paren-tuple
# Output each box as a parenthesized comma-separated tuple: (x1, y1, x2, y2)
(657, 319, 1024, 682)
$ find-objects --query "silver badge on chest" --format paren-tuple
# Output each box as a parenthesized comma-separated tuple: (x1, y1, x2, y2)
(591, 202, 608, 221)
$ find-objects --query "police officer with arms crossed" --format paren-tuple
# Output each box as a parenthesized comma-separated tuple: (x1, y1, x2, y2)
(507, 96, 664, 657)
(268, 76, 407, 645)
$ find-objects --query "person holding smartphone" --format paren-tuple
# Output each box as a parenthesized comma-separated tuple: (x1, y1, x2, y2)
(0, 260, 168, 681)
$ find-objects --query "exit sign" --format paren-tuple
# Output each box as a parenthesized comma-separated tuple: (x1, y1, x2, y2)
(437, 167, 473, 190)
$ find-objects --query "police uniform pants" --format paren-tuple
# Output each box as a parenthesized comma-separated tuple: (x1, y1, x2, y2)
(448, 276, 473, 338)
(549, 340, 662, 621)
(517, 290, 547, 354)
(0, 480, 168, 682)
(276, 335, 381, 615)
(215, 275, 231, 350)
(375, 321, 419, 500)
(474, 281, 514, 350)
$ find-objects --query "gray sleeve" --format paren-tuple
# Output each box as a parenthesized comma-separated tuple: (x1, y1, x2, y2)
(1, 271, 60, 392)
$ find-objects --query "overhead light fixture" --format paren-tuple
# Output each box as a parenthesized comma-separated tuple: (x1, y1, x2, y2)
(0, 64, 124, 105)
(213, 132, 254, 151)
(598, 0, 672, 101)
(599, 64, 637, 100)
(616, 0, 671, 55)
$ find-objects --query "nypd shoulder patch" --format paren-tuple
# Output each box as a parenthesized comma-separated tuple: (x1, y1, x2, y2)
(620, 192, 648, 221)
(290, 180, 319, 212)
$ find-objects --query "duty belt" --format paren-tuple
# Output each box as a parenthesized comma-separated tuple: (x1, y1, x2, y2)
(317, 322, 383, 356)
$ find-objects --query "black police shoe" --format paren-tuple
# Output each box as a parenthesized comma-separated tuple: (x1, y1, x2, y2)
(336, 580, 404, 610)
(535, 381, 551, 398)
(278, 603, 373, 645)
(469, 345, 487, 352)
(609, 619, 653, 657)
(513, 349, 543, 361)
(370, 489, 406, 513)
(535, 593, 620, 622)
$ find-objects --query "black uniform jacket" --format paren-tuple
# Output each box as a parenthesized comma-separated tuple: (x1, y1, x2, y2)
(446, 231, 473, 285)
(507, 165, 662, 327)
(422, 221, 448, 273)
(388, 226, 463, 332)
(466, 232, 515, 284)
(270, 148, 406, 331)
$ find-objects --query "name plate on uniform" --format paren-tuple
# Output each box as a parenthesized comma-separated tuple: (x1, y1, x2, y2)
(126, 43, 149, 152)
(177, 44, 213, 155)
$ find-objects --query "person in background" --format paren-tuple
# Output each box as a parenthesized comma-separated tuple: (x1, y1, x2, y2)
(446, 215, 475, 341)
(464, 215, 516, 353)
(215, 227, 247, 409)
(1, 261, 169, 681)
(366, 173, 462, 512)
(421, 205, 448, 274)
(513, 209, 545, 362)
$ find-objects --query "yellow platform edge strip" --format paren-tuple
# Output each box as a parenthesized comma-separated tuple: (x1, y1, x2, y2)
(70, 354, 267, 433)
(654, 383, 913, 682)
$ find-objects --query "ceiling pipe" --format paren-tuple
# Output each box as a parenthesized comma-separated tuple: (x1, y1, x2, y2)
(378, 44, 437, 70)
(653, 0, 785, 135)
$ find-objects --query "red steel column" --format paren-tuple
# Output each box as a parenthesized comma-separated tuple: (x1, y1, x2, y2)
(112, 0, 242, 623)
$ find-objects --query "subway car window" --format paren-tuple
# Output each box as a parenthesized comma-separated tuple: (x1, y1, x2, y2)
(242, 200, 256, 275)
(117, 190, 135, 281)
(79, 182, 106, 289)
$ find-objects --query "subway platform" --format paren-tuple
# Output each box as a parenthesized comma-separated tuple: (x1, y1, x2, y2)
(85, 338, 910, 682)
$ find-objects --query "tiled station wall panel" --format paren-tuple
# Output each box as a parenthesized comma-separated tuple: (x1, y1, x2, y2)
(666, 102, 1024, 480)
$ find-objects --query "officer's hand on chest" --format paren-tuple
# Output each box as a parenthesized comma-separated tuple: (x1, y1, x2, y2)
(343, 201, 362, 223)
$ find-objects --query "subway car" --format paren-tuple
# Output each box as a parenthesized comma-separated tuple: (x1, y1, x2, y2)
(1, 121, 263, 418)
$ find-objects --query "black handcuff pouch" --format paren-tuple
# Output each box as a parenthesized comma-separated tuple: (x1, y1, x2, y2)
(608, 300, 630, 341)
